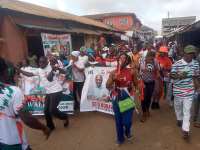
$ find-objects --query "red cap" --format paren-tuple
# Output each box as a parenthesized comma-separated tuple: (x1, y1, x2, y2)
(159, 46, 168, 53)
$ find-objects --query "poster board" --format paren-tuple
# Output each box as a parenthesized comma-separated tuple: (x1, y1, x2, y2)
(80, 67, 115, 115)
(41, 33, 72, 56)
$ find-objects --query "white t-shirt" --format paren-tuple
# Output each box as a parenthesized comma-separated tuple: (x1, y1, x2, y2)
(79, 55, 88, 65)
(35, 64, 63, 94)
(0, 85, 27, 146)
(72, 60, 85, 82)
(46, 71, 63, 94)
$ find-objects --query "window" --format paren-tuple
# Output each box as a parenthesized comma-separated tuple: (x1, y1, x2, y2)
(105, 19, 113, 26)
(120, 18, 128, 25)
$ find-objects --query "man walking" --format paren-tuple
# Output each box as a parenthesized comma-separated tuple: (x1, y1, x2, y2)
(170, 45, 199, 140)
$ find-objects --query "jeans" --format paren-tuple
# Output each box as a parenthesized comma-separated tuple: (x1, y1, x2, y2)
(112, 100, 134, 143)
(44, 92, 68, 129)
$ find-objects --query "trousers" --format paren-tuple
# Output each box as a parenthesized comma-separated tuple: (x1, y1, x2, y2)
(44, 92, 68, 129)
(174, 97, 193, 132)
(73, 82, 84, 109)
(141, 81, 155, 112)
(112, 100, 134, 143)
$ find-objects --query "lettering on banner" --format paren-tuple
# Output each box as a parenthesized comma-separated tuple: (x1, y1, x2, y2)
(92, 100, 112, 112)
(88, 70, 94, 75)
(57, 101, 74, 112)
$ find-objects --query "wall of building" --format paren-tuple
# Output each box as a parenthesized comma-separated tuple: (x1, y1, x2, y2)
(0, 16, 27, 64)
(103, 16, 134, 31)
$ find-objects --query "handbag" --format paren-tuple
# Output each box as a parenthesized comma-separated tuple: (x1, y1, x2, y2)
(118, 97, 135, 113)
(116, 89, 135, 113)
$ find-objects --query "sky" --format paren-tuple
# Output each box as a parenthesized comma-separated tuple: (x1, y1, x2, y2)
(20, 0, 199, 32)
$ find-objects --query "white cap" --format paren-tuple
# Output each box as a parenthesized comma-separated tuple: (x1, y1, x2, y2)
(71, 51, 80, 57)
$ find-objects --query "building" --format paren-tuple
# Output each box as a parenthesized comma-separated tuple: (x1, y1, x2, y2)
(84, 12, 142, 32)
(162, 16, 196, 35)
(0, 0, 119, 64)
(166, 20, 200, 49)
(138, 25, 157, 42)
(84, 12, 142, 43)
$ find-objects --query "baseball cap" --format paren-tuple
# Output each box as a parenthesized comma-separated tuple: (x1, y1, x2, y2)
(184, 45, 196, 54)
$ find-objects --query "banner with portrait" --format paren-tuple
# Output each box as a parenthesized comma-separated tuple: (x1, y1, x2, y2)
(24, 81, 74, 115)
(41, 33, 72, 56)
(80, 67, 115, 115)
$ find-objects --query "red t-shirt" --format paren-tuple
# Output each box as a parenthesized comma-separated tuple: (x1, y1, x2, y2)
(114, 68, 133, 88)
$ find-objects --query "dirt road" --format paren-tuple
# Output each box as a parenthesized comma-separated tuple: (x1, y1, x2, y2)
(26, 101, 200, 150)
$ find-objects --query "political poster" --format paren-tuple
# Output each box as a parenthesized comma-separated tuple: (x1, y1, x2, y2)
(80, 67, 115, 115)
(24, 81, 74, 115)
(41, 33, 72, 56)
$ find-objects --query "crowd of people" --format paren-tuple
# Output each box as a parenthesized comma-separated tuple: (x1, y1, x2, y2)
(0, 39, 200, 149)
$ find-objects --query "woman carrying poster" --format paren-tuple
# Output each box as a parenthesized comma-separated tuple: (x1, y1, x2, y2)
(106, 53, 138, 146)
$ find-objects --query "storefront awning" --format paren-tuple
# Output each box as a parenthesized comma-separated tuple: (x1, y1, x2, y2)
(18, 24, 72, 33)
(18, 24, 101, 35)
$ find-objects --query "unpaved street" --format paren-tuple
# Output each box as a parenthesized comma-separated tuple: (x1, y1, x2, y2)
(26, 101, 200, 150)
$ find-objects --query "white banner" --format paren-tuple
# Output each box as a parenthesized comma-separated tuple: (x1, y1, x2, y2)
(80, 67, 115, 115)
(41, 33, 72, 56)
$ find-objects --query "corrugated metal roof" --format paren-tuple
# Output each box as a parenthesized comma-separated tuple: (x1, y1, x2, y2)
(0, 0, 111, 30)
(165, 20, 200, 38)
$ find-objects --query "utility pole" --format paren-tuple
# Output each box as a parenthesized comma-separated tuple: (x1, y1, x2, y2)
(168, 11, 170, 18)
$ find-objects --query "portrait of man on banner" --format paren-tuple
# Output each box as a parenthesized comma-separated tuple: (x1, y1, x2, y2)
(87, 74, 110, 102)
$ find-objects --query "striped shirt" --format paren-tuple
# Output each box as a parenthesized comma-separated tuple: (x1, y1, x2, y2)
(171, 59, 199, 98)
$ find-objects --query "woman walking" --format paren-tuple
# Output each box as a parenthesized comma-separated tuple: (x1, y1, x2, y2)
(139, 51, 161, 122)
(106, 53, 138, 145)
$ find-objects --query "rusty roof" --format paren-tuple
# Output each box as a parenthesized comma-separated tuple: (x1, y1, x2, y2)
(0, 0, 111, 30)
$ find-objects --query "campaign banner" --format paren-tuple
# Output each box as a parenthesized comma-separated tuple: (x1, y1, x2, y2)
(24, 81, 74, 115)
(41, 33, 72, 56)
(80, 67, 115, 115)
